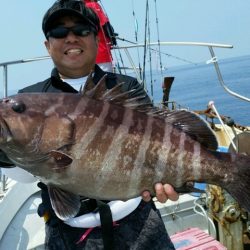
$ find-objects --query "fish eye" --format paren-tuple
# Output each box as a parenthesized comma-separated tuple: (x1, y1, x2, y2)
(12, 101, 26, 113)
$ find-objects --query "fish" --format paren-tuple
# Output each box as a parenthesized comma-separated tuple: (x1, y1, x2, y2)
(0, 75, 249, 220)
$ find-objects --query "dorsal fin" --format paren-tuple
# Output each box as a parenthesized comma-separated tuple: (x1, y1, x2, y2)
(102, 82, 124, 100)
(80, 73, 107, 99)
(161, 109, 218, 150)
(81, 76, 217, 150)
(81, 75, 144, 105)
(79, 71, 95, 94)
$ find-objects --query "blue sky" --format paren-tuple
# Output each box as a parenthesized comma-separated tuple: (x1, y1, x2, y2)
(0, 0, 250, 92)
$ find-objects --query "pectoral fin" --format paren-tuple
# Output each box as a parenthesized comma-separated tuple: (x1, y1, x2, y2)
(49, 150, 73, 169)
(48, 185, 81, 221)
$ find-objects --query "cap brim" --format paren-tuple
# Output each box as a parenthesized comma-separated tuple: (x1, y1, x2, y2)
(44, 9, 93, 35)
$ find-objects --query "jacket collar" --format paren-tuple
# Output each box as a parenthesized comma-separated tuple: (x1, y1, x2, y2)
(50, 65, 106, 90)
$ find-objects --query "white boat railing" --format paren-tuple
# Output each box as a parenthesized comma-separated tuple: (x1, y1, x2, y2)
(0, 170, 6, 197)
(0, 41, 237, 99)
(117, 41, 234, 49)
(0, 56, 51, 98)
(208, 101, 237, 151)
(116, 41, 250, 103)
(207, 46, 250, 102)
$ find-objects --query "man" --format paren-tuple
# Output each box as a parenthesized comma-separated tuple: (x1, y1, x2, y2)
(4, 0, 178, 249)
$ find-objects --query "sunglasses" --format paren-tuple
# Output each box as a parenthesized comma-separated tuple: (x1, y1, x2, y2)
(46, 24, 92, 39)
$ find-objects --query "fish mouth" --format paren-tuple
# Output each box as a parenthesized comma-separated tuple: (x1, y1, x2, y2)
(0, 116, 13, 143)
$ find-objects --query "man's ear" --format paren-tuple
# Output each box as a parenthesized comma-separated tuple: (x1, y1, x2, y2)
(44, 40, 51, 55)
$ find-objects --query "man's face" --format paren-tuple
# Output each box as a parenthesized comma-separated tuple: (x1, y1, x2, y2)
(45, 16, 98, 78)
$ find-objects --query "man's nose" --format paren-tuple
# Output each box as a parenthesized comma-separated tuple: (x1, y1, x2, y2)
(65, 31, 79, 42)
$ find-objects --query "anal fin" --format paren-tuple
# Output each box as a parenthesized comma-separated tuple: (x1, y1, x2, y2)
(48, 185, 81, 221)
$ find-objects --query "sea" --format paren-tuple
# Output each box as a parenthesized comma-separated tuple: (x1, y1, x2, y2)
(145, 54, 250, 126)
(1, 54, 249, 126)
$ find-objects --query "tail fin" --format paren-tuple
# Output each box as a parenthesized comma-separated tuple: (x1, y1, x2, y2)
(223, 153, 250, 212)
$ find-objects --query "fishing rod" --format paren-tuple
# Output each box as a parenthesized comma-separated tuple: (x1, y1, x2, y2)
(154, 0, 164, 75)
(131, 0, 142, 79)
(140, 0, 150, 89)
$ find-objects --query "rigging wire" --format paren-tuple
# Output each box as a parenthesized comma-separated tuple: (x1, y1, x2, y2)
(116, 37, 197, 65)
(147, 2, 154, 99)
(154, 0, 164, 76)
(131, 0, 142, 79)
(142, 0, 149, 90)
(100, 0, 197, 77)
(113, 49, 124, 74)
(160, 50, 197, 65)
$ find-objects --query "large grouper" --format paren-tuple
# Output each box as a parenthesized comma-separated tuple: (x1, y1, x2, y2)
(0, 75, 249, 220)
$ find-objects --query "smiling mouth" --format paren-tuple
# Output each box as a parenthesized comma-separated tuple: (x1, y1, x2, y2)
(65, 49, 83, 55)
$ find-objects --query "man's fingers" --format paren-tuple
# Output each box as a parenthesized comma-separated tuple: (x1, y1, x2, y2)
(141, 190, 151, 202)
(142, 184, 179, 203)
(163, 184, 179, 201)
(155, 183, 168, 203)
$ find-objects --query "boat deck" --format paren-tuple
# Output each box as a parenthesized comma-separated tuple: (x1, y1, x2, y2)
(0, 180, 217, 250)
(0, 181, 45, 250)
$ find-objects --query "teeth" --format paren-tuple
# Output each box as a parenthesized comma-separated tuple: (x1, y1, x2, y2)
(66, 49, 82, 55)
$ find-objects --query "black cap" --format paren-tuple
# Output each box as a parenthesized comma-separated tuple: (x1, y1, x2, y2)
(42, 0, 100, 37)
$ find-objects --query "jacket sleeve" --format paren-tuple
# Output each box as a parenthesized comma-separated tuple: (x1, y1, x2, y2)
(0, 150, 14, 167)
(116, 74, 152, 105)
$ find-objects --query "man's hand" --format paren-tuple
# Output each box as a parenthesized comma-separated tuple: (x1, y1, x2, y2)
(142, 183, 179, 203)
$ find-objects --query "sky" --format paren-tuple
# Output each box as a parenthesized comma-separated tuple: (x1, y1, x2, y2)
(0, 0, 250, 92)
